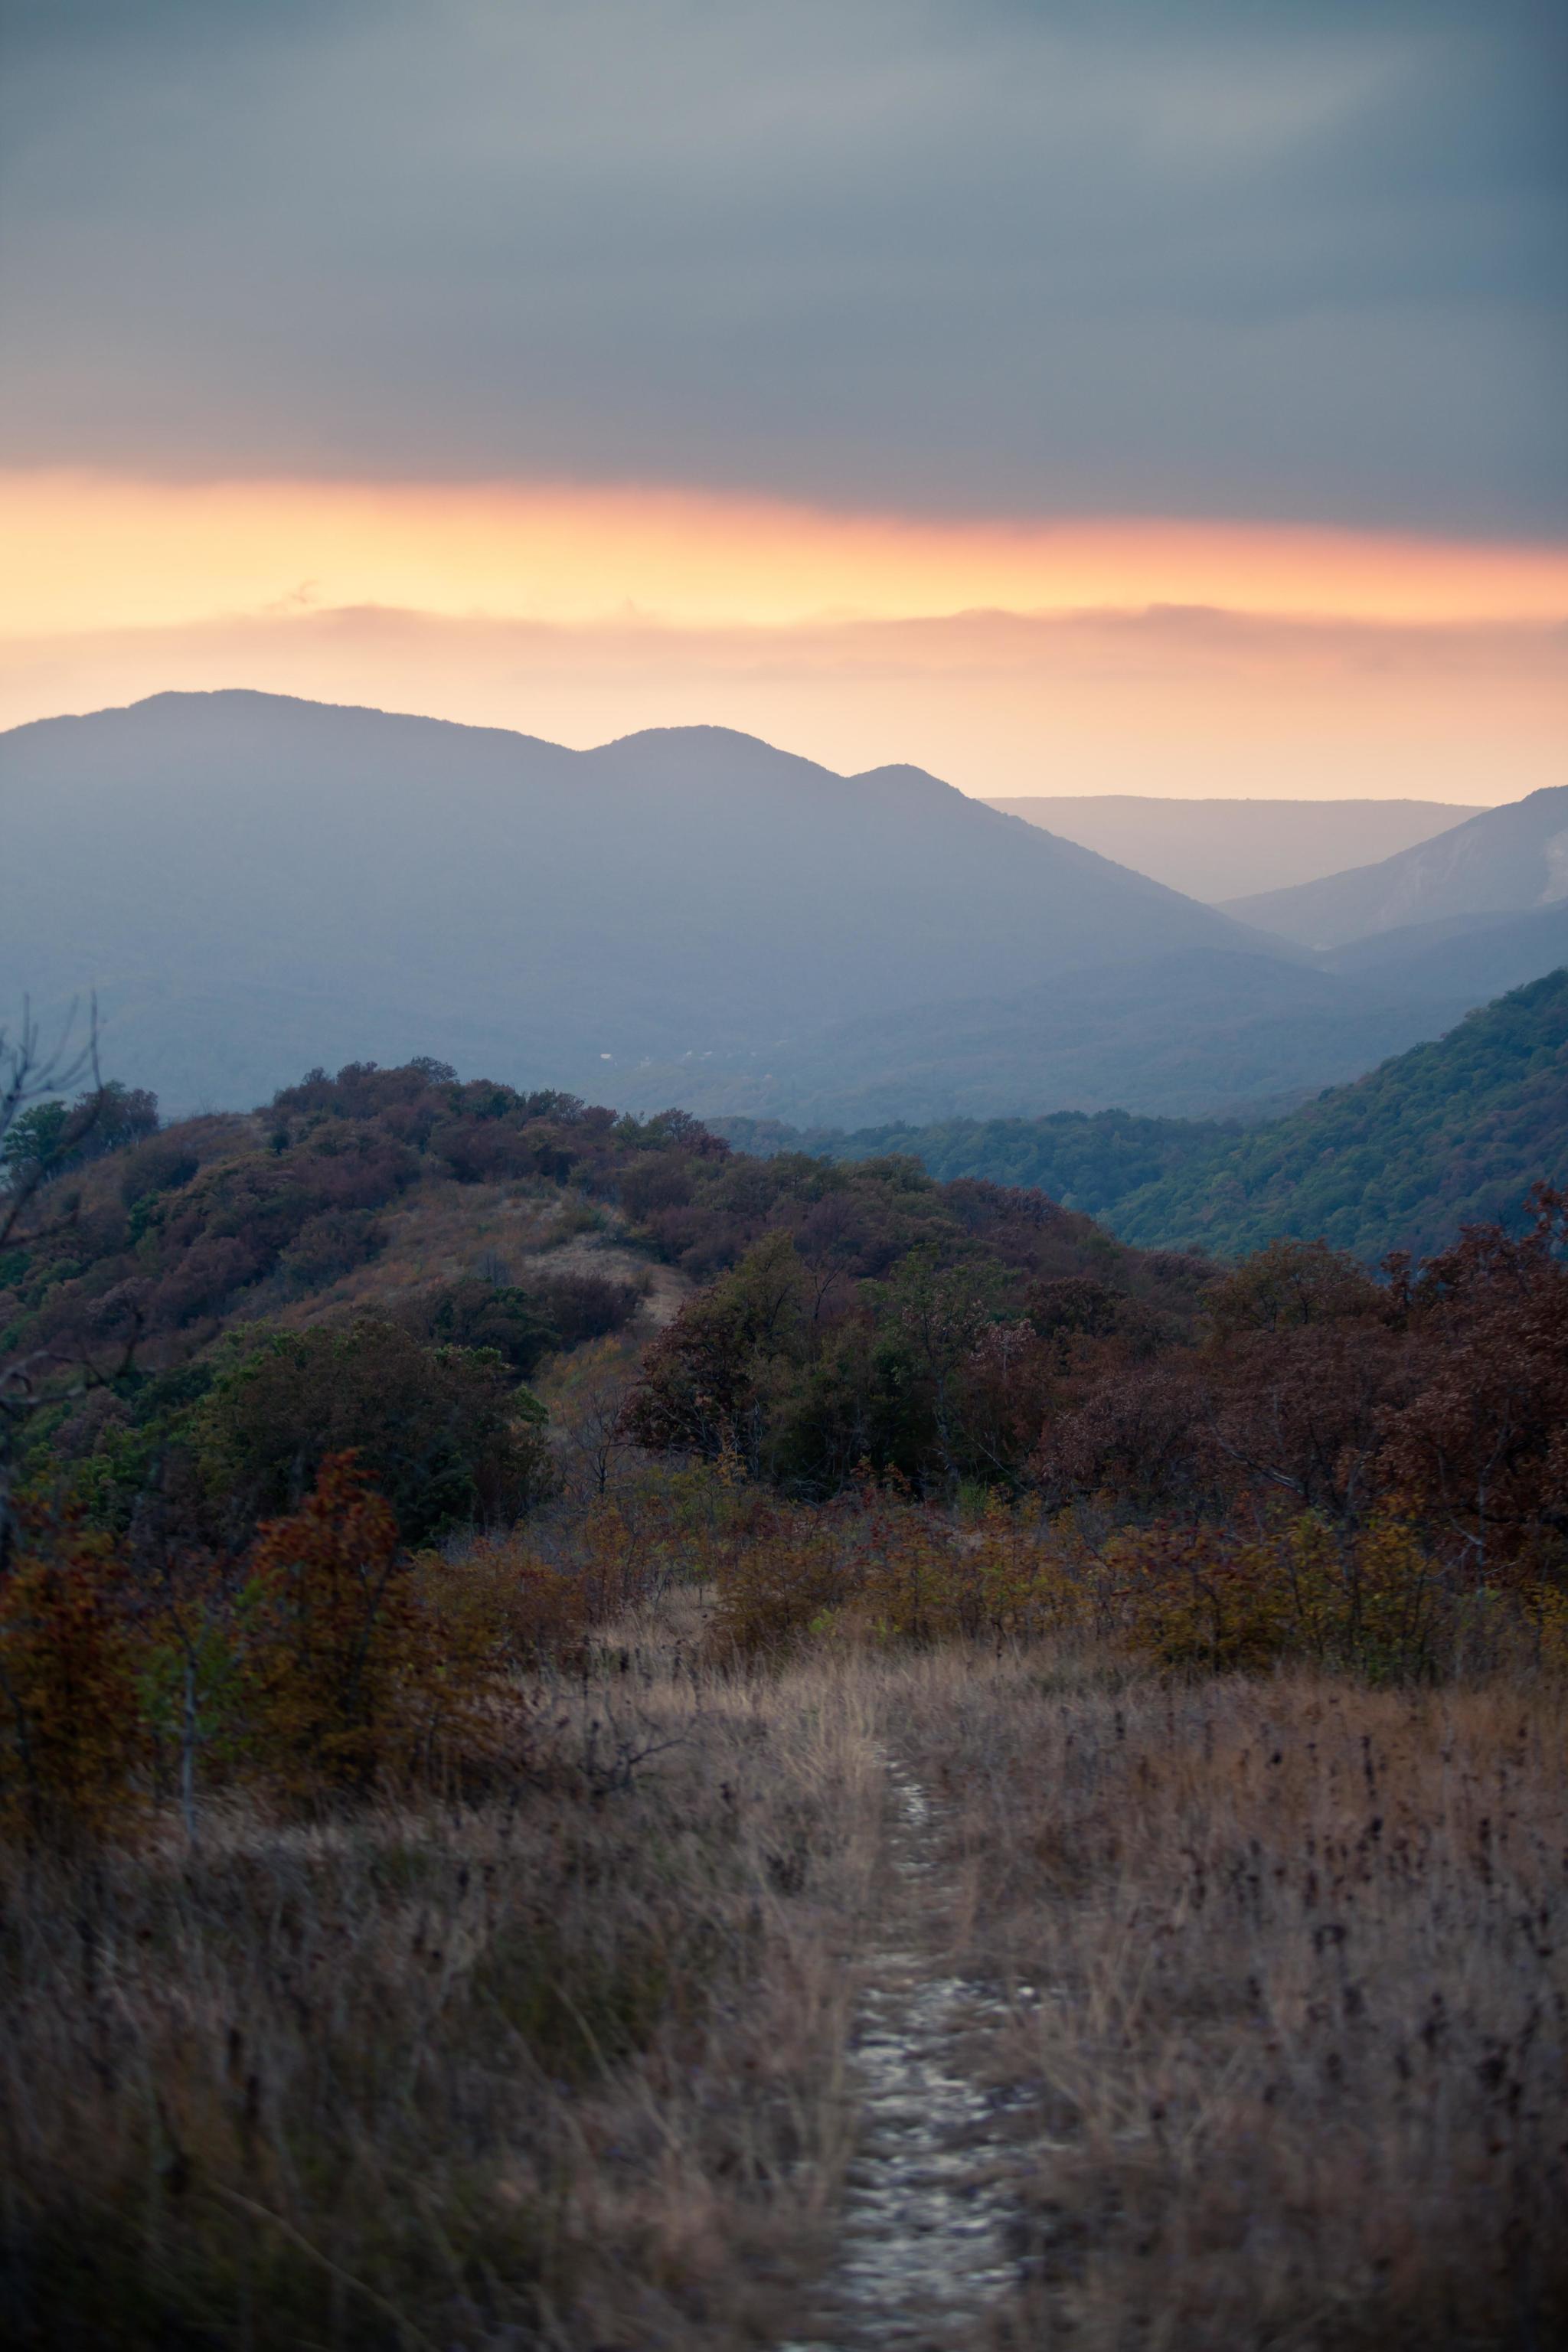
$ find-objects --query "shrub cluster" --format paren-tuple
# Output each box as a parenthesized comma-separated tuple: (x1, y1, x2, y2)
(0, 1060, 706, 1382)
(0, 1452, 602, 1838)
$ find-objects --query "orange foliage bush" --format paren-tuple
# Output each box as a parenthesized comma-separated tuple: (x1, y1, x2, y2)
(426, 1533, 590, 1671)
(239, 1456, 606, 1796)
(0, 1517, 145, 1836)
(240, 1452, 416, 1793)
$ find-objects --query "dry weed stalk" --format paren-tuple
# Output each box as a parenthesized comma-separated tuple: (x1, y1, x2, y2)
(893, 1651, 1568, 2350)
(0, 1628, 885, 2350)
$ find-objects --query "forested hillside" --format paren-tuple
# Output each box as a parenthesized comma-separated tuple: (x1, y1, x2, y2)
(722, 969, 1568, 1263)
(1115, 967, 1568, 1259)
(1, 1057, 1209, 1530)
(714, 1107, 1236, 1223)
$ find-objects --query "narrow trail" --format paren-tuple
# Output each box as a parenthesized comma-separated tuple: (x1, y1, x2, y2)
(779, 1754, 1034, 2352)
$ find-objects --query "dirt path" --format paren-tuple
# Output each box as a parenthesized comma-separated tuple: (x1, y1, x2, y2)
(780, 1754, 1032, 2352)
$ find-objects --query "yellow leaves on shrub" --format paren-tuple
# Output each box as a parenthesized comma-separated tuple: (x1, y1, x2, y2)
(708, 1523, 851, 1657)
(1095, 1509, 1479, 1679)
(707, 1485, 1084, 1659)
(705, 1479, 1564, 1681)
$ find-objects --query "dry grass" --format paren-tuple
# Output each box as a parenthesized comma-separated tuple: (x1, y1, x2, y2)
(2, 1599, 1564, 2349)
(893, 1651, 1568, 2350)
(270, 1178, 694, 1334)
(0, 1609, 884, 2350)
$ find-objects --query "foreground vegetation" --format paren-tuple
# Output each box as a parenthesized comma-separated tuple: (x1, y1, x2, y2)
(2, 1047, 1565, 2344)
(1, 1538, 1563, 2349)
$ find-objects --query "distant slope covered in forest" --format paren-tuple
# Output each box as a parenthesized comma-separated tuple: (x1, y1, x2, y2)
(720, 970, 1568, 1263)
(712, 1107, 1236, 1223)
(1113, 969, 1568, 1260)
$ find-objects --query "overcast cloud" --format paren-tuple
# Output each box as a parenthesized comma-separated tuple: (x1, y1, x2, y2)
(1, 0, 1563, 531)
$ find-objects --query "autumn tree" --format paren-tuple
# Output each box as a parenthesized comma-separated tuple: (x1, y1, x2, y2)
(240, 1453, 416, 1793)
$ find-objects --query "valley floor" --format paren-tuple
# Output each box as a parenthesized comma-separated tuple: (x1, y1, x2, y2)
(3, 1597, 1563, 2351)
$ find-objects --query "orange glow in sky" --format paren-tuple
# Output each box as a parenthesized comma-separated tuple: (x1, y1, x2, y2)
(6, 469, 1568, 636)
(2, 470, 1563, 804)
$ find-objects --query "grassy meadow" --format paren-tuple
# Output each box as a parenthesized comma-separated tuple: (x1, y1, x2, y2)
(2, 1500, 1563, 2351)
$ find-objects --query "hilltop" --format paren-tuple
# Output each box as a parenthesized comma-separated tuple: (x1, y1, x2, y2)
(1, 1054, 1212, 1521)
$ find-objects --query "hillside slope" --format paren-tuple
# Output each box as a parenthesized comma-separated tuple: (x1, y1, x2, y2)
(983, 795, 1479, 902)
(719, 969, 1568, 1262)
(0, 1057, 1215, 1517)
(1114, 969, 1568, 1259)
(0, 690, 1263, 1113)
(1227, 786, 1568, 948)
(714, 1106, 1234, 1222)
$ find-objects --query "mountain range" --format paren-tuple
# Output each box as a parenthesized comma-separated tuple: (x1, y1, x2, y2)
(3, 690, 1563, 1129)
(0, 690, 1264, 1112)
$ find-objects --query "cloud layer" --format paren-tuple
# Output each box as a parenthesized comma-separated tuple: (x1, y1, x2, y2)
(2, 0, 1563, 531)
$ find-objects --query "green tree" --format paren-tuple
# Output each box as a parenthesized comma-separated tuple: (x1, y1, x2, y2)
(194, 1317, 550, 1544)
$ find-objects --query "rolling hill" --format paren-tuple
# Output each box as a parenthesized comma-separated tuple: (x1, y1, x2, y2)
(1227, 785, 1568, 948)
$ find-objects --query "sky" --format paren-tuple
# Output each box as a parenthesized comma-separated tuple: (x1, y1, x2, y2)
(1, 0, 1563, 799)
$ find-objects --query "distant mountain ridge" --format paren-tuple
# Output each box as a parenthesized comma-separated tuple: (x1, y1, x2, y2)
(982, 794, 1481, 903)
(0, 689, 1270, 1113)
(5, 691, 1562, 1129)
(1227, 786, 1568, 947)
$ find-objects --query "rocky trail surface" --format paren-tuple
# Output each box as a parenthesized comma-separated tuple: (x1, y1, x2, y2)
(779, 1756, 1038, 2352)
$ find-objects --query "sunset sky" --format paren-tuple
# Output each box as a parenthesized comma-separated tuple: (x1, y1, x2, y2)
(2, 0, 1563, 800)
